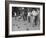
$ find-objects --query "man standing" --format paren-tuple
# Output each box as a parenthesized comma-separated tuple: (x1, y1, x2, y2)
(27, 8, 31, 23)
(28, 11, 31, 23)
(32, 9, 39, 25)
(14, 12, 17, 20)
(23, 11, 27, 21)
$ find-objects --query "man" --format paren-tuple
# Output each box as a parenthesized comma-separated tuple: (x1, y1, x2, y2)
(28, 11, 31, 23)
(27, 8, 32, 23)
(32, 9, 39, 25)
(37, 9, 40, 25)
(14, 12, 17, 20)
(23, 11, 27, 21)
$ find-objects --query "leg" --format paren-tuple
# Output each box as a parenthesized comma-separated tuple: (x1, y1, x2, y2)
(28, 16, 30, 23)
(25, 15, 27, 21)
(35, 16, 38, 25)
(15, 16, 16, 20)
(23, 15, 25, 21)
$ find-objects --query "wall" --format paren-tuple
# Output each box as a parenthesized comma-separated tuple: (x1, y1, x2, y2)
(0, 0, 46, 38)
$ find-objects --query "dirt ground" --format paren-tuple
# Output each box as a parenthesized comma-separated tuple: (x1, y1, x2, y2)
(12, 16, 40, 31)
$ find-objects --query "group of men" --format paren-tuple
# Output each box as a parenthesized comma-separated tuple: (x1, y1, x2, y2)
(27, 9, 40, 25)
(14, 8, 40, 26)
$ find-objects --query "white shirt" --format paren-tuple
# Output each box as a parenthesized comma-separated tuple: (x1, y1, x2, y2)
(32, 10, 38, 16)
(28, 12, 31, 16)
(15, 13, 16, 16)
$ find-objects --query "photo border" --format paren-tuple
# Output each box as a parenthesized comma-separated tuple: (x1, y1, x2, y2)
(5, 1, 45, 37)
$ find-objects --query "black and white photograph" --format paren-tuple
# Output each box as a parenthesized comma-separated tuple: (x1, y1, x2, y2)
(12, 7, 40, 31)
(5, 1, 45, 37)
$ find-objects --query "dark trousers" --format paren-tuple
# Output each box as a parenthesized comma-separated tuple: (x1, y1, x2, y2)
(34, 15, 38, 25)
(23, 15, 27, 21)
(28, 16, 30, 23)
